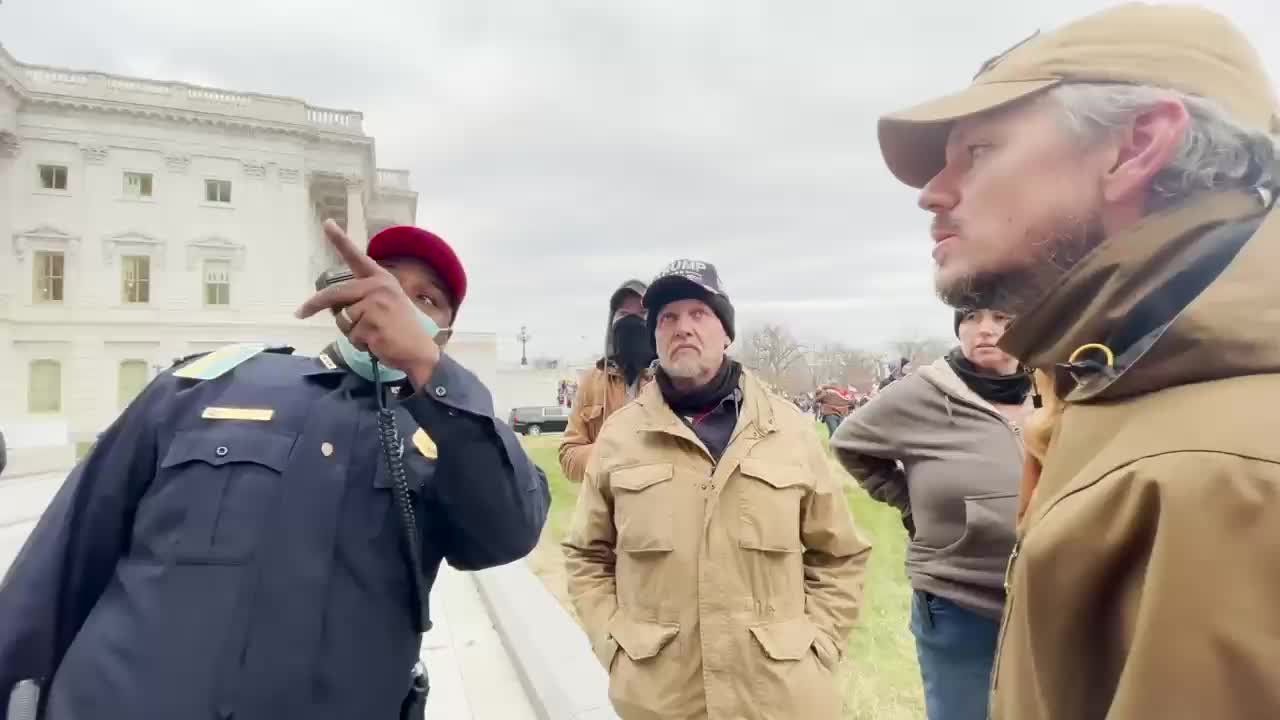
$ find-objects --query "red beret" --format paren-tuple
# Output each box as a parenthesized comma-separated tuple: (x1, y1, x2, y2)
(367, 225, 468, 309)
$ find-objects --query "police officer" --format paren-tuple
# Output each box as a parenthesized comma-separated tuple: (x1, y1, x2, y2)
(0, 220, 550, 719)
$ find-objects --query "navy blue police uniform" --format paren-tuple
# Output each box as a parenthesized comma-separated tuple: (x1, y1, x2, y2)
(0, 343, 549, 720)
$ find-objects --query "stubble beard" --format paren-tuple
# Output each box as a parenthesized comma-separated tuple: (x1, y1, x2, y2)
(660, 354, 703, 381)
(936, 211, 1107, 316)
(660, 346, 725, 389)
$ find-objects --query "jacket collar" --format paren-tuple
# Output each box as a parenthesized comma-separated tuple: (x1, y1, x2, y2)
(999, 189, 1276, 401)
(916, 356, 1030, 415)
(598, 357, 658, 382)
(634, 367, 776, 438)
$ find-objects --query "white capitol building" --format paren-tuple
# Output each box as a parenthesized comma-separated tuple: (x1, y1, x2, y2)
(0, 44, 499, 475)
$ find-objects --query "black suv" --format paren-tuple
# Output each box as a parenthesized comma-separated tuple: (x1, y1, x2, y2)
(507, 406, 570, 436)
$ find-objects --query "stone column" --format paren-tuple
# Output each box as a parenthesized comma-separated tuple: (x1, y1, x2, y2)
(345, 176, 367, 245)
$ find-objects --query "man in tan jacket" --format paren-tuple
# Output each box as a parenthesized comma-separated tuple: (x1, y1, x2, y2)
(878, 3, 1280, 718)
(562, 259, 871, 720)
(559, 279, 655, 483)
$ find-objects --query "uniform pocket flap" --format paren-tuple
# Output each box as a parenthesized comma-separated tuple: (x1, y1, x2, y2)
(161, 427, 296, 472)
(609, 615, 679, 661)
(749, 616, 817, 661)
(611, 463, 674, 493)
(581, 404, 604, 421)
(739, 458, 806, 489)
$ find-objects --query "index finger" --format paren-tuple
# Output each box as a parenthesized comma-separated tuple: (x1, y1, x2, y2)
(322, 219, 383, 278)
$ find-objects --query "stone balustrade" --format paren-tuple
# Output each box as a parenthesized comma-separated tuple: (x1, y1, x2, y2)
(2, 45, 363, 135)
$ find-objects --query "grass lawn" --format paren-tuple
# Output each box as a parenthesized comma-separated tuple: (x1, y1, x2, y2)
(518, 426, 924, 720)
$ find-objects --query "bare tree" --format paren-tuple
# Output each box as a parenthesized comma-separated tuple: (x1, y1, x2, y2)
(888, 336, 954, 369)
(741, 324, 804, 386)
(812, 344, 882, 389)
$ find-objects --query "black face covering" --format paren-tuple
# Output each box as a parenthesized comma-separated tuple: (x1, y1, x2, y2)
(611, 314, 656, 385)
(945, 347, 1030, 405)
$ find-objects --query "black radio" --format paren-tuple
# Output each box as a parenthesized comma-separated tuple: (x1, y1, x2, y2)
(314, 267, 355, 292)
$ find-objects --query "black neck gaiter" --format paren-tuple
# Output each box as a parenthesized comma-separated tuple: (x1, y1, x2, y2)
(656, 358, 742, 414)
(945, 347, 1030, 405)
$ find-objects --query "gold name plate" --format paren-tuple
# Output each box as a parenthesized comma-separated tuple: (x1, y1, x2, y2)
(202, 406, 275, 422)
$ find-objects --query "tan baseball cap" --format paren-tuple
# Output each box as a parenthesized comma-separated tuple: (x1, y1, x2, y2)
(879, 3, 1280, 188)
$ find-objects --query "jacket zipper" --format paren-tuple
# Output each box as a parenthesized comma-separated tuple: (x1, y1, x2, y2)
(991, 539, 1021, 695)
(1003, 541, 1020, 593)
(937, 384, 1025, 445)
(994, 480, 1090, 698)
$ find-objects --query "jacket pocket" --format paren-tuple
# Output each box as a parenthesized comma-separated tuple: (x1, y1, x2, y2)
(154, 426, 297, 564)
(738, 458, 806, 553)
(749, 616, 818, 661)
(611, 464, 675, 553)
(608, 614, 680, 663)
(934, 491, 1018, 560)
(593, 633, 621, 671)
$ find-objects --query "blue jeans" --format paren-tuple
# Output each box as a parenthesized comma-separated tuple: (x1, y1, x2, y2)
(910, 590, 999, 720)
(822, 414, 842, 437)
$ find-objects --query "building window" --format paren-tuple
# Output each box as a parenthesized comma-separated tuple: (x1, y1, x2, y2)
(122, 255, 151, 303)
(204, 259, 231, 305)
(33, 251, 65, 303)
(39, 164, 69, 191)
(124, 172, 154, 198)
(205, 179, 232, 203)
(118, 360, 149, 410)
(28, 359, 62, 413)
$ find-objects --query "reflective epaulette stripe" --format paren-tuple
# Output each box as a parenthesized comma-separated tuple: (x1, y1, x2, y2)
(173, 343, 268, 380)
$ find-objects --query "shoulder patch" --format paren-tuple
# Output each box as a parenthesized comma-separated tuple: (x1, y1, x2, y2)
(173, 342, 268, 380)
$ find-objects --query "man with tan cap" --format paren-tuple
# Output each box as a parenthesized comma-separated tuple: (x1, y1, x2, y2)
(878, 3, 1280, 719)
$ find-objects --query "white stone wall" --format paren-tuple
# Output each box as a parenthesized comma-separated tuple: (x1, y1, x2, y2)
(0, 62, 496, 477)
(492, 363, 596, 421)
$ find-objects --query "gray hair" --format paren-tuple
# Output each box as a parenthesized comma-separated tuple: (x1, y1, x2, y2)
(1048, 83, 1279, 209)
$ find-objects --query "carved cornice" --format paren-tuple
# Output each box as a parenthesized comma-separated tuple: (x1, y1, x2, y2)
(102, 231, 166, 267)
(165, 154, 190, 173)
(186, 235, 246, 271)
(242, 160, 266, 178)
(80, 144, 108, 165)
(25, 96, 374, 146)
(13, 225, 81, 262)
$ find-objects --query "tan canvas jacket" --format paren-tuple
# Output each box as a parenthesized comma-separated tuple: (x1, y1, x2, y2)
(559, 363, 654, 483)
(562, 370, 871, 719)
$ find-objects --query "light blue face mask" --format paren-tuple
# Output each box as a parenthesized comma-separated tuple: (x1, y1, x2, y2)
(336, 309, 450, 383)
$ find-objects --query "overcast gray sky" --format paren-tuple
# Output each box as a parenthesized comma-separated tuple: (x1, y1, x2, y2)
(2, 1, 1276, 363)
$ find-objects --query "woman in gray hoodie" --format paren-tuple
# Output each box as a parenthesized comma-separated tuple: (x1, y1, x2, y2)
(831, 308, 1031, 720)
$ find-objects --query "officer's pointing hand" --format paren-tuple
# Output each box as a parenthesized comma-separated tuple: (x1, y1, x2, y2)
(296, 219, 441, 388)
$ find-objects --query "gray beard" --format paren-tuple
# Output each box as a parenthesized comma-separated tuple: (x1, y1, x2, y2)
(937, 213, 1107, 315)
